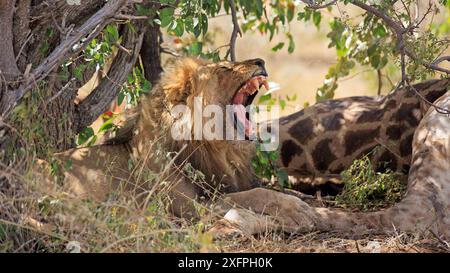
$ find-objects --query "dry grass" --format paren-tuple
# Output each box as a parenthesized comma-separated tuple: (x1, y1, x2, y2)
(0, 149, 217, 253)
(218, 232, 450, 253)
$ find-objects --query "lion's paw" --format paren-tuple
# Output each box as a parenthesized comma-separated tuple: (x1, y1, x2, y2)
(273, 194, 318, 233)
(208, 208, 274, 238)
(207, 218, 245, 239)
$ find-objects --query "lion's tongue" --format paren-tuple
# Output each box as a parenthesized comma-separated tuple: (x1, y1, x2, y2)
(233, 104, 252, 136)
(232, 92, 246, 105)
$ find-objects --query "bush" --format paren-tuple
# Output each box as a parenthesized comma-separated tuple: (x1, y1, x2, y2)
(335, 155, 407, 211)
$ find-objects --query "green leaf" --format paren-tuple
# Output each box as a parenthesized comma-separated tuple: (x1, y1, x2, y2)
(77, 127, 95, 145)
(184, 16, 194, 33)
(172, 19, 184, 36)
(74, 64, 86, 81)
(367, 43, 378, 57)
(279, 99, 286, 110)
(160, 8, 175, 28)
(45, 27, 54, 38)
(258, 93, 272, 104)
(370, 55, 381, 69)
(287, 5, 295, 22)
(298, 9, 312, 21)
(99, 123, 114, 133)
(86, 135, 98, 147)
(272, 42, 285, 52)
(141, 80, 152, 93)
(287, 34, 295, 53)
(40, 41, 49, 55)
(201, 13, 209, 35)
(313, 11, 322, 28)
(98, 118, 115, 134)
(255, 0, 263, 17)
(187, 41, 203, 56)
(118, 92, 126, 105)
(276, 170, 289, 189)
(65, 159, 73, 170)
(136, 4, 150, 16)
(373, 24, 387, 37)
(286, 94, 297, 101)
(106, 25, 119, 43)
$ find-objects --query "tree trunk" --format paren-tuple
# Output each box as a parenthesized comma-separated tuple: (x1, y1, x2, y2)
(0, 0, 20, 81)
(141, 24, 163, 84)
(39, 71, 79, 151)
(0, 1, 152, 157)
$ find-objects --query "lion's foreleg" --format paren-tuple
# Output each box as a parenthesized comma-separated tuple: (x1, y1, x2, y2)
(215, 188, 318, 234)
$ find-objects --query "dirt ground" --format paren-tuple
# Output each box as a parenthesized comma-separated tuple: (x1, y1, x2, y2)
(218, 232, 450, 253)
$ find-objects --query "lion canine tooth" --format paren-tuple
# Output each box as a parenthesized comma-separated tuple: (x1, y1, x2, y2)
(263, 79, 269, 90)
(250, 78, 259, 91)
(237, 76, 268, 96)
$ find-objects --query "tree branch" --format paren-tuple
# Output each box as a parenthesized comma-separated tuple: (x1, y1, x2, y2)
(300, 1, 450, 113)
(351, 0, 405, 34)
(25, 0, 106, 67)
(30, 0, 106, 28)
(226, 0, 242, 62)
(343, 0, 450, 113)
(75, 23, 145, 132)
(1, 0, 131, 118)
(406, 78, 450, 115)
(348, 0, 450, 76)
(301, 0, 338, 10)
(137, 0, 165, 84)
(431, 56, 450, 70)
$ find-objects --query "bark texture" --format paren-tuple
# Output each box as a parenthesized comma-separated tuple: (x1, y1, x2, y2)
(0, 0, 163, 154)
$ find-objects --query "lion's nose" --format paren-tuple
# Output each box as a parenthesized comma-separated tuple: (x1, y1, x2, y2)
(247, 58, 268, 76)
(251, 58, 265, 68)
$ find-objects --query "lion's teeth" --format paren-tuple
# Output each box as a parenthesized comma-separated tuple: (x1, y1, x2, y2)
(238, 76, 268, 96)
(250, 78, 259, 91)
(263, 79, 269, 90)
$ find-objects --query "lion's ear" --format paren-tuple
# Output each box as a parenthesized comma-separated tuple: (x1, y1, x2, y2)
(162, 58, 202, 105)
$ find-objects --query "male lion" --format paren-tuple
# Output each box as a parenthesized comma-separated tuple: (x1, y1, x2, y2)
(50, 57, 269, 217)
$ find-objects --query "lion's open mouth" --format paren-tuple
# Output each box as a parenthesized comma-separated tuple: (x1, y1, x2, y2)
(232, 75, 269, 138)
